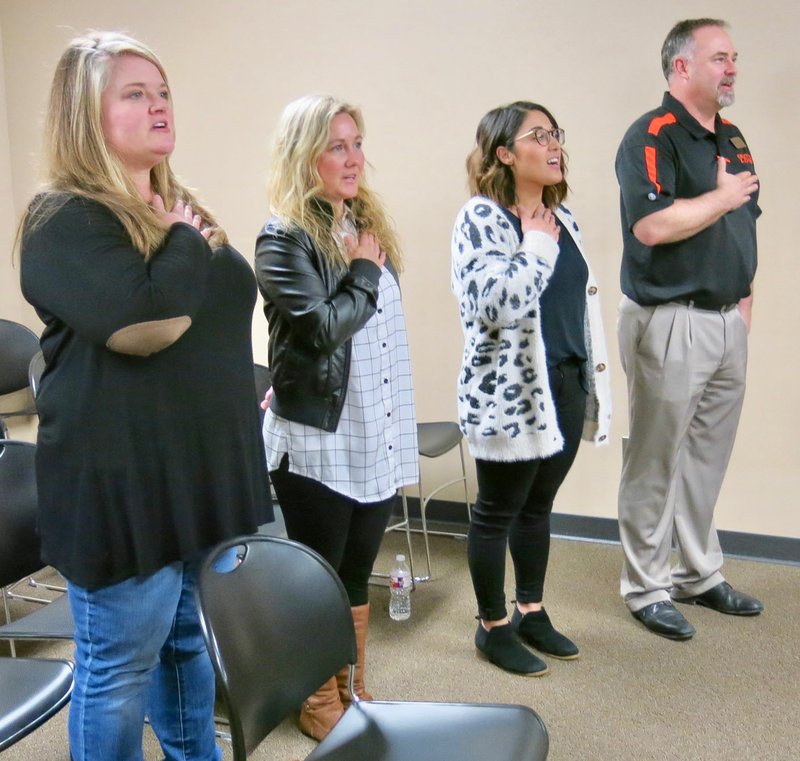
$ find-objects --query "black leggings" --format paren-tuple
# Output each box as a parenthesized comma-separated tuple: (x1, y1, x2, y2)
(468, 363, 587, 621)
(269, 456, 395, 606)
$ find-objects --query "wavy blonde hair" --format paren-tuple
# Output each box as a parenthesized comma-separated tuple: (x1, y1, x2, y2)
(20, 30, 226, 259)
(268, 94, 402, 271)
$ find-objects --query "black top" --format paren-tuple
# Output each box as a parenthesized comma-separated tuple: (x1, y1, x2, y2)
(500, 207, 587, 366)
(616, 92, 760, 307)
(20, 195, 272, 589)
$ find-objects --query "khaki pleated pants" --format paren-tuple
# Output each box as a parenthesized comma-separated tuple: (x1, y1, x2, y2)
(617, 296, 748, 612)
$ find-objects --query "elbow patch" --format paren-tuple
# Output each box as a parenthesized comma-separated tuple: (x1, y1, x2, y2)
(106, 316, 191, 356)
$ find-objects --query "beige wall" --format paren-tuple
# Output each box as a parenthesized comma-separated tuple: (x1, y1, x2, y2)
(1, 0, 797, 538)
(0, 17, 33, 325)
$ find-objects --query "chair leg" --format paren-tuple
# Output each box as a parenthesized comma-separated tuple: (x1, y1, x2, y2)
(2, 589, 17, 657)
(368, 492, 419, 587)
(337, 603, 373, 708)
(298, 676, 344, 742)
(400, 491, 421, 585)
(416, 479, 433, 581)
(383, 432, 473, 584)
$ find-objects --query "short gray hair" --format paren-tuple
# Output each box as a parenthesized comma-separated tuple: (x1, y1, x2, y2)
(661, 18, 728, 80)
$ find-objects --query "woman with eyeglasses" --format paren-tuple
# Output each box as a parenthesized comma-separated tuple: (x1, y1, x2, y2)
(451, 101, 611, 676)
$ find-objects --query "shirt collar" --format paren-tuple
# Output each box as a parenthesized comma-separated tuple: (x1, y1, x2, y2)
(661, 91, 723, 139)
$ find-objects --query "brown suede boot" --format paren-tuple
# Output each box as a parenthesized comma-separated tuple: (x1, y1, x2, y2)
(298, 676, 344, 741)
(336, 603, 373, 707)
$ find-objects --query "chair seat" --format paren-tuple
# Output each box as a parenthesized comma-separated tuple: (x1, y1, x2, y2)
(417, 422, 462, 458)
(307, 700, 548, 761)
(0, 657, 74, 751)
(0, 593, 74, 641)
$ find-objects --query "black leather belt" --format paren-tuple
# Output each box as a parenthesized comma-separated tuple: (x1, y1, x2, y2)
(673, 298, 737, 312)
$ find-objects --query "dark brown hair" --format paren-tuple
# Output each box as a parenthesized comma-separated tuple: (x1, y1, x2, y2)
(466, 100, 569, 209)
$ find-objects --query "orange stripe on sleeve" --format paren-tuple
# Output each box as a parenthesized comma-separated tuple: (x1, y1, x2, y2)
(647, 112, 677, 136)
(644, 146, 661, 194)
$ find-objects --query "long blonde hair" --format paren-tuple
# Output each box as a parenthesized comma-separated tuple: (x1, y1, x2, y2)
(268, 95, 402, 271)
(21, 30, 226, 259)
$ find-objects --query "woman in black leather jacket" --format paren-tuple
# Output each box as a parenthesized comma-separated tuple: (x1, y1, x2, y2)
(254, 95, 418, 742)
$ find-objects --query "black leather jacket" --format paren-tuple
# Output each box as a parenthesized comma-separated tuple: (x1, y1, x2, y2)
(254, 216, 382, 432)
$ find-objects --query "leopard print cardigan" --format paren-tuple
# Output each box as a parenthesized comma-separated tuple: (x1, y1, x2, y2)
(451, 196, 611, 462)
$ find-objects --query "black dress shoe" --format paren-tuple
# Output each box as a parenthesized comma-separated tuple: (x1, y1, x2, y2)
(672, 581, 764, 616)
(631, 601, 695, 640)
(475, 622, 549, 676)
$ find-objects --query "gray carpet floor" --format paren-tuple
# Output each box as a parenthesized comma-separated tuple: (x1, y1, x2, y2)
(3, 531, 799, 760)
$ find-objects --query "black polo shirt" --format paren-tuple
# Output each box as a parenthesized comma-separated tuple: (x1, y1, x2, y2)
(616, 92, 760, 307)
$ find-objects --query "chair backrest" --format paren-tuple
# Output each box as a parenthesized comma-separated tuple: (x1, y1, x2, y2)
(0, 320, 40, 397)
(0, 440, 44, 587)
(28, 351, 46, 400)
(196, 535, 357, 758)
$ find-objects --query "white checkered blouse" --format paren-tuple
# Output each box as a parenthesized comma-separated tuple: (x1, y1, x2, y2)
(263, 264, 419, 503)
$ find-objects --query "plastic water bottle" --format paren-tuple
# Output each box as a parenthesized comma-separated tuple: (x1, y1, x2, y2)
(389, 554, 412, 621)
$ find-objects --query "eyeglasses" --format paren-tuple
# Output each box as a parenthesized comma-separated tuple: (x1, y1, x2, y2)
(514, 127, 566, 147)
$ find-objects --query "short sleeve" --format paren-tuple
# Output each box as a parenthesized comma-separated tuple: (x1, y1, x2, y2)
(615, 134, 677, 231)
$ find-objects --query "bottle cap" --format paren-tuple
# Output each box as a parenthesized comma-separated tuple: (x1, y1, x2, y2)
(396, 554, 406, 562)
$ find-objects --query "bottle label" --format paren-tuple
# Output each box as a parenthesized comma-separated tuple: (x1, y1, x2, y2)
(390, 574, 407, 590)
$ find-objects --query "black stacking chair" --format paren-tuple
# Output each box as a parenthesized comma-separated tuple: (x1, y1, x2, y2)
(196, 534, 549, 761)
(0, 656, 73, 751)
(0, 440, 75, 654)
(0, 319, 40, 437)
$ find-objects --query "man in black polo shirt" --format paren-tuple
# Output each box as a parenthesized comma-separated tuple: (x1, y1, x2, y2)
(615, 18, 763, 640)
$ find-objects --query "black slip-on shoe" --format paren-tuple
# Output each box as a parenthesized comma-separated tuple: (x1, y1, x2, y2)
(631, 601, 695, 640)
(672, 581, 764, 616)
(475, 622, 549, 676)
(511, 606, 579, 660)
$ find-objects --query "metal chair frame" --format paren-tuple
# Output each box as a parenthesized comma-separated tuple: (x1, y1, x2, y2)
(0, 440, 75, 655)
(5, 351, 67, 600)
(387, 422, 472, 582)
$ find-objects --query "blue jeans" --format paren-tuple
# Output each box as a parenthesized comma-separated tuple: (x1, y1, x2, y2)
(67, 562, 222, 761)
